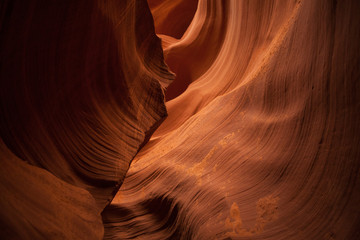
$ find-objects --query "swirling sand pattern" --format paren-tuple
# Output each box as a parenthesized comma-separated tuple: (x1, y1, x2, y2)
(103, 0, 360, 239)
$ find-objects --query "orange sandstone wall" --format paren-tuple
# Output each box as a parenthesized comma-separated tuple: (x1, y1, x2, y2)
(0, 0, 359, 239)
(103, 0, 360, 239)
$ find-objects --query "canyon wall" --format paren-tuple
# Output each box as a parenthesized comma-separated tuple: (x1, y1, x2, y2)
(103, 0, 360, 239)
(0, 0, 359, 239)
(0, 0, 173, 238)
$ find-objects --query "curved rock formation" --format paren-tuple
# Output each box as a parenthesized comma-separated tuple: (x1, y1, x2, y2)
(103, 0, 360, 239)
(157, 0, 228, 101)
(1, 0, 359, 239)
(0, 140, 103, 239)
(0, 0, 173, 238)
(0, 0, 173, 207)
(148, 0, 198, 40)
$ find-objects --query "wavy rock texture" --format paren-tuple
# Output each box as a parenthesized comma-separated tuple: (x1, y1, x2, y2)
(0, 140, 103, 239)
(103, 0, 360, 239)
(0, 0, 173, 238)
(148, 0, 198, 40)
(1, 0, 359, 239)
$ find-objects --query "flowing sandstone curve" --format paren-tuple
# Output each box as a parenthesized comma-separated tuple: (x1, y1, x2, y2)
(0, 0, 173, 238)
(0, 140, 103, 239)
(103, 0, 360, 239)
(158, 0, 228, 101)
(0, 0, 173, 209)
(148, 0, 199, 40)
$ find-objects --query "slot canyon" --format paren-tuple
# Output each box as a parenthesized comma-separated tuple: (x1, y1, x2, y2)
(0, 0, 359, 239)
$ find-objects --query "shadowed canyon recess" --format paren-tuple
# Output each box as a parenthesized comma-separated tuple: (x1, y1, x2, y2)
(1, 0, 360, 239)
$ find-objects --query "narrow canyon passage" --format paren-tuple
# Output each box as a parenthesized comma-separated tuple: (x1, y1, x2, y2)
(1, 0, 359, 239)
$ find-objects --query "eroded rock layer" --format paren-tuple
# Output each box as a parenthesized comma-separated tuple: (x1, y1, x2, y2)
(0, 0, 173, 238)
(103, 0, 360, 239)
(0, 140, 103, 239)
(0, 0, 173, 207)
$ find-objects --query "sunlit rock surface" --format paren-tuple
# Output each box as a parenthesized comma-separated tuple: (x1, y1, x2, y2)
(103, 0, 360, 239)
(1, 0, 359, 239)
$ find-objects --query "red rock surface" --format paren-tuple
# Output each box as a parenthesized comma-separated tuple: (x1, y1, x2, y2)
(103, 0, 360, 239)
(1, 0, 360, 239)
(0, 140, 104, 239)
(0, 0, 173, 238)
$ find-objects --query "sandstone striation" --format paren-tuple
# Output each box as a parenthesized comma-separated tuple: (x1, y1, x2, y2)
(0, 0, 173, 238)
(1, 0, 359, 239)
(103, 0, 360, 239)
